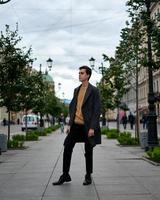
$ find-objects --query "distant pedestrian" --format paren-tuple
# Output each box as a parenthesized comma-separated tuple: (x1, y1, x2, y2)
(52, 116, 55, 125)
(128, 112, 135, 130)
(58, 113, 65, 133)
(142, 113, 148, 129)
(65, 114, 70, 125)
(3, 118, 6, 126)
(121, 113, 127, 129)
(17, 118, 20, 125)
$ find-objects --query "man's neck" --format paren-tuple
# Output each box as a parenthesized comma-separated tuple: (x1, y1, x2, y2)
(81, 80, 89, 87)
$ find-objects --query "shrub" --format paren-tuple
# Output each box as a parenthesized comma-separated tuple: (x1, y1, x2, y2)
(106, 129, 119, 139)
(51, 124, 60, 131)
(117, 132, 139, 145)
(26, 132, 39, 141)
(32, 130, 47, 136)
(12, 134, 25, 141)
(38, 130, 48, 136)
(101, 128, 108, 135)
(146, 147, 160, 162)
(45, 127, 53, 134)
(8, 139, 24, 149)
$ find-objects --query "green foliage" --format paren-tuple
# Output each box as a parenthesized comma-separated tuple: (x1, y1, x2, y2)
(101, 128, 119, 139)
(146, 147, 160, 162)
(26, 132, 39, 141)
(44, 127, 53, 134)
(106, 129, 119, 139)
(117, 132, 139, 145)
(25, 125, 60, 137)
(101, 127, 109, 135)
(101, 55, 127, 110)
(7, 124, 60, 149)
(16, 71, 45, 113)
(7, 139, 24, 149)
(12, 134, 25, 141)
(29, 130, 47, 136)
(51, 124, 61, 131)
(0, 25, 32, 111)
(126, 0, 160, 70)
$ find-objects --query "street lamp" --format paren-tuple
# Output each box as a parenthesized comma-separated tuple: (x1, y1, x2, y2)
(58, 82, 61, 90)
(89, 57, 95, 70)
(0, 0, 11, 4)
(39, 58, 53, 74)
(27, 60, 33, 71)
(145, 0, 158, 146)
(89, 57, 106, 126)
(46, 58, 53, 71)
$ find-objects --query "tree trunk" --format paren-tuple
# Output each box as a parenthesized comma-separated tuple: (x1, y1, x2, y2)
(7, 110, 11, 141)
(135, 59, 140, 140)
(25, 110, 28, 134)
(117, 107, 120, 132)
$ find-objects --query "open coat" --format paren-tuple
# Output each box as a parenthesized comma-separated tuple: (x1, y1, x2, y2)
(68, 83, 101, 145)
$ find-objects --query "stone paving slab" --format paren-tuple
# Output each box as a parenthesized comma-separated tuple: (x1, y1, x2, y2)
(0, 131, 160, 200)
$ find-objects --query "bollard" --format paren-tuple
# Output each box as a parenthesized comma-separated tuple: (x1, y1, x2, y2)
(139, 131, 148, 149)
(0, 134, 7, 152)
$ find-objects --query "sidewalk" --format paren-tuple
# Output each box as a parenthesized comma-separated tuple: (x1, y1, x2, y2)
(0, 129, 160, 200)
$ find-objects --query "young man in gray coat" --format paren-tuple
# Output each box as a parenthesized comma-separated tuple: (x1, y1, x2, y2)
(52, 65, 101, 186)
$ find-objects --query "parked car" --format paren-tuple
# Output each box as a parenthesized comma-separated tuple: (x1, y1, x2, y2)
(21, 114, 40, 131)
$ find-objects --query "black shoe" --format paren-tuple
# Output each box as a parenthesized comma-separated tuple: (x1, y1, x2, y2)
(52, 174, 71, 185)
(83, 174, 92, 185)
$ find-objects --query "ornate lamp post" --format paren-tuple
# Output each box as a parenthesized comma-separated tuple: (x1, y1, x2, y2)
(0, 0, 11, 4)
(144, 0, 158, 146)
(89, 57, 95, 70)
(38, 58, 53, 127)
(46, 58, 53, 71)
(89, 57, 106, 126)
(39, 58, 53, 74)
(27, 60, 33, 73)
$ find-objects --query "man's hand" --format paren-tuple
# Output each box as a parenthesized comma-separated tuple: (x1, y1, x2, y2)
(66, 125, 70, 134)
(88, 128, 94, 137)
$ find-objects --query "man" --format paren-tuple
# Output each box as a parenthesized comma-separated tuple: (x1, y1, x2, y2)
(58, 113, 65, 133)
(52, 66, 101, 186)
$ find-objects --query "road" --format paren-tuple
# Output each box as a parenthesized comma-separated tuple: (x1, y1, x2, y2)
(0, 122, 51, 138)
(0, 124, 24, 138)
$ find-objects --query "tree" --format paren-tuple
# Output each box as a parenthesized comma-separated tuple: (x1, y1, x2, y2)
(115, 18, 147, 139)
(126, 0, 160, 146)
(126, 0, 160, 69)
(0, 25, 31, 140)
(101, 55, 127, 131)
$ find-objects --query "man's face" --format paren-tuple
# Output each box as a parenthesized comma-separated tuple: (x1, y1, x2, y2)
(79, 69, 89, 82)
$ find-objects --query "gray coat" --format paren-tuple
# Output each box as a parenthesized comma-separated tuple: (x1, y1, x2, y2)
(69, 83, 101, 145)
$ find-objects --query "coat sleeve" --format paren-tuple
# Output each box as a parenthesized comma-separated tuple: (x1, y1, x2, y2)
(90, 88, 101, 129)
(68, 89, 77, 126)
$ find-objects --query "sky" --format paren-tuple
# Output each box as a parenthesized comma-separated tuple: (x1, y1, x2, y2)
(0, 0, 129, 100)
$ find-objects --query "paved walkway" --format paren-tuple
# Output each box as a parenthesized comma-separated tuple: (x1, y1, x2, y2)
(0, 129, 160, 200)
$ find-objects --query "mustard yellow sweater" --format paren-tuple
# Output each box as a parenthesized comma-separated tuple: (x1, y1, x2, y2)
(74, 85, 87, 124)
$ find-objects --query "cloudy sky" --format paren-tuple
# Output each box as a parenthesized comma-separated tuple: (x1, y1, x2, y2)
(0, 0, 129, 99)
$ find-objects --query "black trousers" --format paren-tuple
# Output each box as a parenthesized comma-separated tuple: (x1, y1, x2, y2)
(63, 123, 93, 175)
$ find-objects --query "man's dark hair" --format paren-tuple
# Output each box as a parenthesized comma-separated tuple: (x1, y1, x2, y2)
(79, 65, 92, 80)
